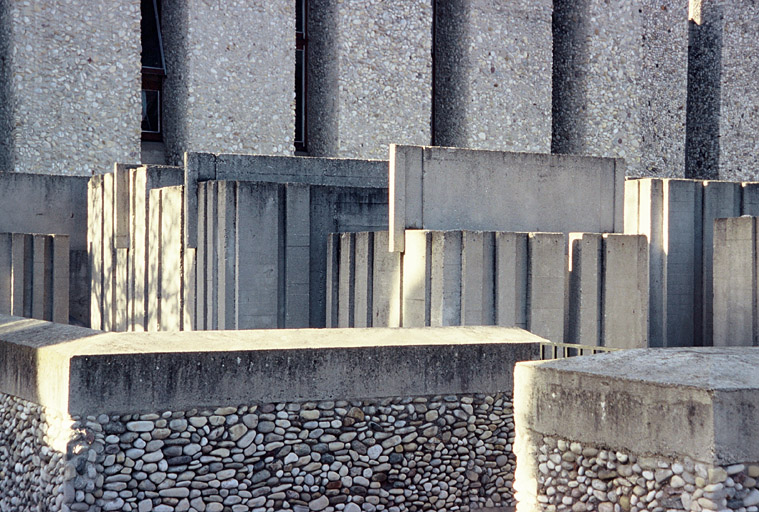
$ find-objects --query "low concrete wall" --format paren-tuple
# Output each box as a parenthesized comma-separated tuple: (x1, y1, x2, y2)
(389, 145, 624, 252)
(330, 230, 649, 348)
(0, 315, 544, 511)
(624, 178, 759, 347)
(514, 348, 759, 512)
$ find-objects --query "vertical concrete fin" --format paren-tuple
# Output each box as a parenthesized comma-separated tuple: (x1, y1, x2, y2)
(372, 231, 402, 327)
(431, 230, 462, 327)
(402, 230, 430, 327)
(0, 234, 10, 315)
(337, 232, 355, 328)
(526, 232, 565, 343)
(114, 163, 131, 249)
(284, 183, 311, 328)
(147, 188, 162, 331)
(353, 231, 374, 328)
(325, 233, 339, 328)
(183, 152, 217, 249)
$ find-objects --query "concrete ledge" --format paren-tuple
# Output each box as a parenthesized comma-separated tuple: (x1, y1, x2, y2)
(0, 315, 543, 416)
(514, 348, 759, 465)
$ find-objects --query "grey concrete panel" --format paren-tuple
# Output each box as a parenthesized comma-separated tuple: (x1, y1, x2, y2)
(602, 234, 649, 349)
(461, 231, 495, 326)
(337, 233, 355, 328)
(183, 248, 196, 331)
(11, 234, 31, 318)
(742, 183, 759, 216)
(114, 163, 134, 249)
(114, 248, 128, 331)
(325, 234, 339, 328)
(196, 185, 207, 330)
(184, 152, 217, 249)
(353, 232, 374, 328)
(566, 233, 602, 346)
(0, 235, 10, 315)
(160, 186, 184, 331)
(516, 347, 759, 466)
(102, 173, 115, 331)
(372, 231, 401, 328)
(285, 184, 311, 328)
(88, 176, 103, 330)
(147, 188, 162, 332)
(623, 179, 640, 234)
(700, 181, 740, 346)
(527, 233, 566, 343)
(204, 182, 218, 330)
(402, 230, 430, 328)
(0, 314, 543, 415)
(216, 181, 236, 331)
(389, 145, 624, 252)
(430, 231, 462, 327)
(235, 182, 282, 329)
(31, 235, 51, 321)
(713, 217, 757, 347)
(494, 232, 528, 329)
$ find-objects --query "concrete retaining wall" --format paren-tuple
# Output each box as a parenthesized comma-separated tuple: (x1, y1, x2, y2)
(0, 314, 544, 512)
(514, 348, 759, 511)
(624, 178, 759, 347)
(389, 145, 624, 252)
(328, 230, 649, 348)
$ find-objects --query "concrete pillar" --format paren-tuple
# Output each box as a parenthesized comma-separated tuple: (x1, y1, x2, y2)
(11, 234, 30, 318)
(337, 232, 355, 328)
(527, 233, 565, 344)
(430, 231, 462, 327)
(0, 234, 10, 315)
(353, 232, 374, 328)
(102, 173, 115, 331)
(495, 232, 528, 330)
(566, 233, 602, 347)
(461, 231, 495, 326)
(434, 0, 552, 152)
(371, 231, 401, 328)
(216, 181, 236, 331)
(325, 233, 339, 329)
(686, 1, 759, 180)
(159, 186, 184, 331)
(401, 231, 431, 328)
(553, 0, 687, 177)
(713, 217, 757, 346)
(88, 175, 104, 330)
(308, 0, 432, 159)
(284, 184, 311, 328)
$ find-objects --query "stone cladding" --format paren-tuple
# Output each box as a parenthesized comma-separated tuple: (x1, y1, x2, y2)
(308, 0, 431, 160)
(161, 0, 295, 165)
(533, 435, 759, 512)
(0, 0, 141, 175)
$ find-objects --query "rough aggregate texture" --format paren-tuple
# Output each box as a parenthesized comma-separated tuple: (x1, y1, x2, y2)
(0, 0, 141, 175)
(434, 0, 552, 153)
(308, 0, 431, 160)
(531, 435, 759, 512)
(552, 0, 687, 177)
(161, 0, 295, 165)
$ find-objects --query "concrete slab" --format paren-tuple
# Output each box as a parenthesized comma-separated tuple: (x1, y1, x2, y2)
(389, 145, 623, 253)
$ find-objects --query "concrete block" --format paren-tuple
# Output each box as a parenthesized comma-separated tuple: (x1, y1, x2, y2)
(389, 145, 624, 252)
(494, 232, 528, 329)
(147, 188, 162, 332)
(566, 233, 602, 347)
(713, 217, 757, 347)
(461, 231, 495, 326)
(337, 233, 355, 328)
(88, 175, 103, 330)
(183, 152, 217, 249)
(402, 230, 430, 328)
(160, 186, 184, 331)
(433, 0, 552, 152)
(0, 235, 10, 315)
(285, 184, 311, 328)
(114, 163, 134, 249)
(353, 232, 373, 328)
(742, 183, 759, 216)
(102, 172, 115, 331)
(527, 233, 565, 343)
(31, 235, 52, 321)
(52, 235, 70, 325)
(430, 231, 462, 327)
(372, 231, 401, 328)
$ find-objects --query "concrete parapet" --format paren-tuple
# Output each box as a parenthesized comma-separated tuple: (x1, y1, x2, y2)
(625, 177, 759, 347)
(514, 348, 759, 511)
(389, 145, 623, 252)
(713, 217, 759, 347)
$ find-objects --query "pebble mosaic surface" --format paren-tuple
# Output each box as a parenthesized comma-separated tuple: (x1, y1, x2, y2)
(2, 392, 518, 511)
(535, 436, 759, 512)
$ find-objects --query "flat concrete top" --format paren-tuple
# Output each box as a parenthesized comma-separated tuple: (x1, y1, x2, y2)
(516, 348, 759, 464)
(0, 316, 544, 416)
(527, 347, 759, 390)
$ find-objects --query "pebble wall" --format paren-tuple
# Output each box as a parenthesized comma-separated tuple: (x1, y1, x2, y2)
(533, 435, 759, 512)
(4, 392, 517, 512)
(0, 0, 141, 175)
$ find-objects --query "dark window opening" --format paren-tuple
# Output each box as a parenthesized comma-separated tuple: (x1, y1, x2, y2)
(142, 0, 165, 141)
(295, 0, 307, 153)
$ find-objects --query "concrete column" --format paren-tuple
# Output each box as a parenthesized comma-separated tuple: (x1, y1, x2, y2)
(147, 188, 162, 332)
(183, 248, 196, 331)
(353, 232, 374, 328)
(434, 0, 551, 152)
(102, 173, 115, 331)
(11, 234, 30, 318)
(461, 231, 495, 326)
(553, 0, 687, 176)
(308, 0, 432, 159)
(337, 233, 355, 328)
(0, 234, 10, 315)
(196, 183, 207, 330)
(495, 232, 528, 329)
(527, 233, 565, 343)
(285, 184, 311, 328)
(159, 186, 184, 331)
(325, 233, 339, 328)
(566, 233, 602, 347)
(31, 235, 51, 321)
(216, 181, 236, 331)
(430, 231, 462, 327)
(402, 230, 431, 328)
(713, 217, 757, 346)
(88, 175, 104, 330)
(371, 231, 401, 328)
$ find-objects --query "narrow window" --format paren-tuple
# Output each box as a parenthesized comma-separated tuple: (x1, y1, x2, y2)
(141, 0, 165, 141)
(295, 0, 307, 153)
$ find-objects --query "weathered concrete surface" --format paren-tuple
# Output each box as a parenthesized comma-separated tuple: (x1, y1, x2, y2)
(0, 315, 543, 415)
(389, 145, 623, 252)
(515, 348, 759, 465)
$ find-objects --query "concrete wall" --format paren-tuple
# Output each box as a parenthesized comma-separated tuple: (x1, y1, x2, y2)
(307, 0, 432, 159)
(0, 0, 140, 175)
(0, 315, 544, 511)
(389, 145, 624, 252)
(434, 0, 552, 153)
(161, 1, 294, 165)
(553, 0, 687, 177)
(329, 229, 649, 348)
(514, 348, 759, 511)
(687, 1, 759, 180)
(713, 217, 759, 347)
(624, 178, 759, 347)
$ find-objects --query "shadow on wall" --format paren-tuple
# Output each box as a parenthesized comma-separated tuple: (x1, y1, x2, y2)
(685, 4, 722, 180)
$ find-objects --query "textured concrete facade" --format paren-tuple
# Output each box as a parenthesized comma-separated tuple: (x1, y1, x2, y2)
(308, 0, 432, 159)
(0, 0, 141, 175)
(553, 0, 687, 177)
(686, 1, 759, 180)
(434, 0, 552, 152)
(162, 1, 295, 165)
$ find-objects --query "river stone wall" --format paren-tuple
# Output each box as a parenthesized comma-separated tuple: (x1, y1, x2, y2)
(534, 435, 759, 512)
(53, 394, 515, 512)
